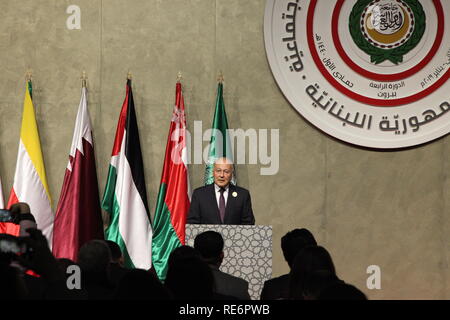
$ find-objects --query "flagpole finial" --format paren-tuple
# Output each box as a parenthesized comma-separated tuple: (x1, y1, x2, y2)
(81, 70, 87, 88)
(217, 70, 224, 83)
(177, 71, 182, 83)
(127, 70, 132, 80)
(25, 69, 32, 82)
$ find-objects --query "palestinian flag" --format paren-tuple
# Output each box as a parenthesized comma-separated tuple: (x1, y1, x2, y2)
(152, 81, 191, 281)
(102, 79, 152, 269)
(3, 80, 53, 241)
(52, 86, 104, 261)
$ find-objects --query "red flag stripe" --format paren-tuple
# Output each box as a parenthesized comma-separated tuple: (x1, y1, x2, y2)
(111, 86, 129, 157)
(7, 187, 19, 209)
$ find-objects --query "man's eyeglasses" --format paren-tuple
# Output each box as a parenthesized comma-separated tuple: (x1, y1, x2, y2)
(214, 168, 232, 175)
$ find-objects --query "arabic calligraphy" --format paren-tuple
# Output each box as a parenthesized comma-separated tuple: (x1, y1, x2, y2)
(322, 57, 336, 71)
(369, 81, 405, 91)
(378, 102, 450, 135)
(315, 35, 354, 88)
(370, 81, 405, 99)
(282, 0, 303, 72)
(306, 83, 450, 134)
(420, 60, 450, 88)
(333, 71, 353, 88)
(306, 83, 371, 129)
(371, 3, 404, 34)
(316, 35, 326, 54)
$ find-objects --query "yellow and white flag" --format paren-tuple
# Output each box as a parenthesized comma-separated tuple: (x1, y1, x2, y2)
(7, 81, 53, 242)
(0, 176, 4, 209)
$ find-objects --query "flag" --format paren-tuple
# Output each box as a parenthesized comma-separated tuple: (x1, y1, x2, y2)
(152, 82, 191, 281)
(0, 169, 16, 238)
(204, 82, 235, 185)
(101, 79, 152, 269)
(0, 176, 4, 209)
(5, 80, 53, 240)
(52, 86, 104, 261)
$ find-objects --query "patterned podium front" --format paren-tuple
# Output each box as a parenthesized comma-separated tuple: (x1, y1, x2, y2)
(185, 224, 272, 300)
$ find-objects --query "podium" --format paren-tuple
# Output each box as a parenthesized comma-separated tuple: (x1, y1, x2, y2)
(185, 224, 272, 300)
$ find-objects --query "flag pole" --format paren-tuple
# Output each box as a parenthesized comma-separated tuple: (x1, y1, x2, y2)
(217, 70, 224, 83)
(25, 69, 33, 98)
(177, 71, 182, 83)
(25, 69, 32, 82)
(127, 71, 132, 87)
(81, 71, 87, 88)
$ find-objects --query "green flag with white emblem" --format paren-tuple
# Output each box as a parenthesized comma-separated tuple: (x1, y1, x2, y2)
(204, 82, 235, 185)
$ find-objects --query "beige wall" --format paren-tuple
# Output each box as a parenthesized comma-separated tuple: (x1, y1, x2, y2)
(0, 0, 448, 299)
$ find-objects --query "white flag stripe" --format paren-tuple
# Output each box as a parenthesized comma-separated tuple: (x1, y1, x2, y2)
(116, 132, 152, 269)
(181, 145, 191, 200)
(0, 177, 4, 209)
(67, 87, 93, 171)
(13, 140, 53, 243)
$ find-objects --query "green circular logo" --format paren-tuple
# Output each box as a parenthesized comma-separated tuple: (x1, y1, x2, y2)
(349, 0, 426, 64)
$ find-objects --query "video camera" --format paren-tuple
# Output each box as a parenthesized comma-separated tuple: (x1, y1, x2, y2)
(0, 209, 36, 264)
(0, 209, 17, 223)
(0, 233, 29, 263)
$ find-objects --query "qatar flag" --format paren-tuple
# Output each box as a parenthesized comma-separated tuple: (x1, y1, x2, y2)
(52, 86, 103, 261)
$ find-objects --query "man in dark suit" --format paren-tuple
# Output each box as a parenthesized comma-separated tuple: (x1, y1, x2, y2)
(104, 240, 130, 288)
(187, 158, 255, 225)
(260, 228, 317, 300)
(194, 230, 251, 300)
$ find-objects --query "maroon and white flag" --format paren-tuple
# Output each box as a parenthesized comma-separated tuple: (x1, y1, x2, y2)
(52, 86, 104, 261)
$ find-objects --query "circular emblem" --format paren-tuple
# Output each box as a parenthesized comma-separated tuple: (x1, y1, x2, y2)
(350, 0, 425, 65)
(264, 0, 450, 148)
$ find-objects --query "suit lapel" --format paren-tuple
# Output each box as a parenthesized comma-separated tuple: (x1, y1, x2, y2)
(208, 184, 222, 223)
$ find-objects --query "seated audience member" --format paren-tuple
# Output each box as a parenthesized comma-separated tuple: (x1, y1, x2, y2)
(260, 228, 317, 300)
(301, 270, 342, 300)
(114, 269, 172, 300)
(105, 240, 130, 287)
(289, 245, 339, 300)
(167, 245, 201, 267)
(165, 246, 215, 300)
(318, 282, 368, 300)
(77, 240, 114, 300)
(194, 231, 251, 300)
(165, 245, 236, 300)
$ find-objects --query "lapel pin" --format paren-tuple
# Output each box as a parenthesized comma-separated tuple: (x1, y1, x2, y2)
(232, 192, 237, 197)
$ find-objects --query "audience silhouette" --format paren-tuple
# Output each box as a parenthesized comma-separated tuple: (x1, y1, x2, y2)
(1, 204, 368, 301)
(105, 240, 130, 287)
(194, 230, 251, 300)
(113, 268, 172, 300)
(289, 245, 339, 300)
(77, 240, 114, 300)
(260, 228, 317, 300)
(164, 245, 216, 300)
(318, 281, 367, 300)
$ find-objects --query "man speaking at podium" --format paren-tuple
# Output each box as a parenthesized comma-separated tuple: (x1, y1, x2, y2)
(187, 158, 255, 225)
